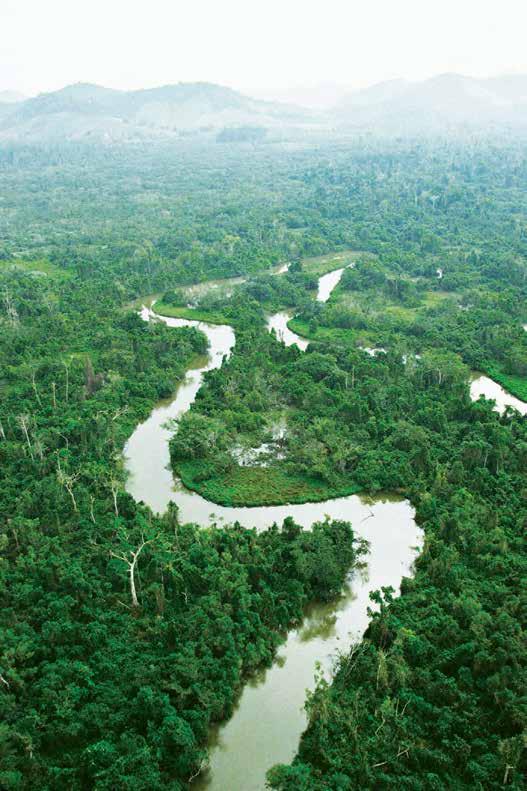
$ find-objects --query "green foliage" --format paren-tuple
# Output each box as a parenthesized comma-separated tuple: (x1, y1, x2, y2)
(483, 363, 527, 402)
(154, 302, 231, 326)
(1, 135, 527, 790)
(0, 249, 361, 788)
(177, 462, 360, 506)
(216, 126, 267, 144)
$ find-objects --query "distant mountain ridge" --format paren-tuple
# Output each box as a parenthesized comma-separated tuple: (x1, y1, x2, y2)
(333, 73, 527, 131)
(0, 82, 315, 142)
(2, 74, 527, 142)
(0, 90, 27, 104)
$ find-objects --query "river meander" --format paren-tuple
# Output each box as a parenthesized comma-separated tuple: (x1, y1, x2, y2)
(193, 496, 420, 791)
(123, 264, 523, 789)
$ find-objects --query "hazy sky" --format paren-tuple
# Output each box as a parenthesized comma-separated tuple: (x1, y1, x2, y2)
(3, 0, 527, 101)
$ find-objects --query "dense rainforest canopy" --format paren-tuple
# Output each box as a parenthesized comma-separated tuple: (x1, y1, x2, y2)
(0, 135, 526, 788)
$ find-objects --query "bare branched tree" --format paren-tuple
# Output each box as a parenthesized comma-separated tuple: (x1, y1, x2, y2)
(62, 359, 70, 404)
(56, 458, 80, 512)
(89, 495, 96, 524)
(109, 477, 120, 517)
(188, 757, 208, 783)
(2, 287, 19, 328)
(31, 369, 43, 408)
(110, 534, 155, 608)
(17, 414, 34, 461)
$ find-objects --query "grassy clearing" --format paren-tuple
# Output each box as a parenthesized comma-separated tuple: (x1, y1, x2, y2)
(422, 290, 457, 307)
(384, 304, 418, 322)
(288, 317, 361, 347)
(288, 317, 381, 351)
(0, 259, 70, 277)
(333, 289, 456, 324)
(153, 302, 231, 325)
(177, 461, 361, 507)
(302, 249, 373, 277)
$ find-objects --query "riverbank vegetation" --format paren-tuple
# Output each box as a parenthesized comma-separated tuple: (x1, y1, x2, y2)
(293, 232, 527, 401)
(0, 264, 362, 789)
(1, 135, 526, 788)
(177, 462, 361, 507)
(166, 290, 527, 788)
(268, 393, 527, 788)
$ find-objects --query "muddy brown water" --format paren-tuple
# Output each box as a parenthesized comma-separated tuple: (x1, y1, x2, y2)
(123, 267, 424, 790)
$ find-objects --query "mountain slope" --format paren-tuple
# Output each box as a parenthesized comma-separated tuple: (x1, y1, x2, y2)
(333, 73, 527, 132)
(4, 74, 527, 142)
(0, 82, 315, 142)
(0, 90, 27, 104)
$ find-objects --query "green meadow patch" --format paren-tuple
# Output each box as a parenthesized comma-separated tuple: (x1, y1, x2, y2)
(288, 317, 359, 347)
(176, 461, 361, 507)
(0, 259, 70, 277)
(153, 302, 231, 325)
(302, 249, 374, 276)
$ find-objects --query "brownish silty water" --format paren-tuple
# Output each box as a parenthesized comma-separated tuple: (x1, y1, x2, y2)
(124, 267, 527, 788)
(123, 269, 423, 790)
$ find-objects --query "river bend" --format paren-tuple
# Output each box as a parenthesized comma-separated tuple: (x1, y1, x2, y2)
(122, 263, 523, 789)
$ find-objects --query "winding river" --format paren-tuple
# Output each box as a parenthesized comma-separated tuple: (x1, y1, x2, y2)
(265, 265, 350, 349)
(124, 267, 350, 513)
(193, 496, 420, 791)
(123, 264, 523, 789)
(470, 375, 527, 416)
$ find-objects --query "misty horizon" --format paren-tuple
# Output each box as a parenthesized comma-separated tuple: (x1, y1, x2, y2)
(3, 0, 527, 101)
(4, 69, 527, 110)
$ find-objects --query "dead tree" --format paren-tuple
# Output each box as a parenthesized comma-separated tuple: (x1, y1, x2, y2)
(33, 436, 45, 463)
(89, 495, 96, 524)
(17, 414, 34, 461)
(56, 459, 79, 512)
(62, 360, 70, 404)
(31, 370, 43, 408)
(2, 287, 19, 328)
(110, 535, 154, 608)
(188, 758, 208, 783)
(109, 477, 120, 517)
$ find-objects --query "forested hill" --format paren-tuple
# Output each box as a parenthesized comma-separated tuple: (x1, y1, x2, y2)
(0, 82, 315, 143)
(4, 72, 527, 142)
(333, 73, 527, 132)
